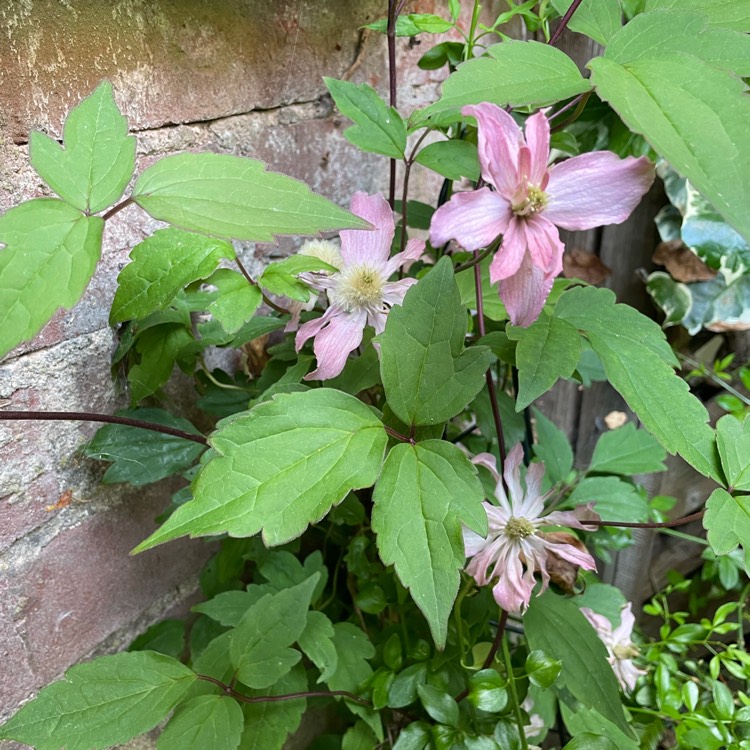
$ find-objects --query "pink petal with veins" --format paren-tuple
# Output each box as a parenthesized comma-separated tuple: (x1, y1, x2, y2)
(303, 308, 367, 380)
(498, 253, 556, 327)
(340, 192, 394, 265)
(430, 188, 511, 251)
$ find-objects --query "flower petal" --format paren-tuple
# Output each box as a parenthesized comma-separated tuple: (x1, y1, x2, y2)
(541, 538, 596, 572)
(340, 192, 394, 266)
(384, 237, 425, 277)
(295, 307, 333, 350)
(502, 444, 526, 512)
(545, 508, 600, 531)
(463, 525, 489, 557)
(498, 252, 556, 327)
(525, 214, 565, 276)
(463, 103, 522, 198)
(304, 308, 367, 380)
(545, 153, 655, 231)
(429, 188, 511, 251)
(524, 111, 551, 187)
(472, 451, 511, 512)
(381, 278, 418, 307)
(489, 217, 527, 283)
(491, 546, 533, 613)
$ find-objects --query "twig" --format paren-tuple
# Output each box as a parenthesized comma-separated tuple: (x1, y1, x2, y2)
(0, 410, 208, 445)
(588, 509, 705, 529)
(549, 0, 584, 46)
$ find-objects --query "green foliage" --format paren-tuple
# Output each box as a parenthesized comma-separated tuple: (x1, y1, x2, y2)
(704, 489, 750, 573)
(0, 200, 103, 357)
(508, 311, 583, 411)
(111, 228, 235, 323)
(524, 593, 632, 735)
(555, 286, 721, 481)
(642, 0, 750, 31)
(133, 153, 370, 240)
(30, 80, 135, 213)
(589, 49, 750, 247)
(414, 140, 481, 181)
(588, 423, 667, 475)
(230, 576, 318, 688)
(532, 408, 574, 484)
(325, 78, 407, 159)
(550, 0, 622, 45)
(380, 257, 493, 426)
(129, 620, 186, 659)
(157, 695, 244, 750)
(133, 389, 387, 551)
(205, 269, 263, 334)
(82, 408, 205, 485)
(372, 440, 487, 647)
(0, 651, 196, 749)
(716, 415, 750, 491)
(414, 41, 591, 128)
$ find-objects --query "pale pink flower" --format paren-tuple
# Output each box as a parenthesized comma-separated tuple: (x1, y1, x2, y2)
(295, 192, 424, 380)
(581, 603, 646, 692)
(463, 444, 598, 613)
(429, 104, 655, 326)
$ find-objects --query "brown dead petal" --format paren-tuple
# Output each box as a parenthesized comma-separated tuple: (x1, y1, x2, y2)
(562, 249, 611, 285)
(538, 531, 592, 594)
(652, 240, 716, 283)
(242, 334, 271, 378)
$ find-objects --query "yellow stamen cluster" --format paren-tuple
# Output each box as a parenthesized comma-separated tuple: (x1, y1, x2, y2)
(512, 185, 549, 217)
(505, 517, 536, 541)
(332, 265, 385, 311)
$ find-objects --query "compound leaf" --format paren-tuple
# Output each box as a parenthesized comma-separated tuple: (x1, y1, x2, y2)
(157, 695, 243, 750)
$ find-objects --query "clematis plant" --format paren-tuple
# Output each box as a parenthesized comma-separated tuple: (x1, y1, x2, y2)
(295, 191, 424, 379)
(463, 444, 599, 613)
(581, 603, 646, 692)
(430, 104, 655, 325)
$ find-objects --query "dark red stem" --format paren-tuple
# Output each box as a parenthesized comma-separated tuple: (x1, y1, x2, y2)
(101, 196, 134, 221)
(0, 410, 208, 446)
(588, 510, 705, 530)
(549, 0, 584, 46)
(386, 0, 398, 208)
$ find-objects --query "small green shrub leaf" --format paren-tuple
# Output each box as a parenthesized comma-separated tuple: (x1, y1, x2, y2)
(30, 81, 135, 213)
(157, 695, 243, 750)
(589, 423, 667, 475)
(133, 153, 369, 240)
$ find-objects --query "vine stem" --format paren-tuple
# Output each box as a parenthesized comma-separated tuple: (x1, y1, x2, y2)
(503, 633, 529, 750)
(548, 0, 584, 46)
(384, 425, 415, 444)
(233, 255, 290, 315)
(101, 196, 134, 221)
(386, 0, 399, 209)
(0, 410, 208, 446)
(587, 509, 705, 530)
(196, 674, 372, 706)
(473, 249, 507, 475)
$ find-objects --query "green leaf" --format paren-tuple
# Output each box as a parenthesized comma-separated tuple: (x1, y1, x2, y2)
(111, 228, 235, 323)
(418, 41, 465, 71)
(324, 78, 406, 159)
(133, 389, 387, 551)
(409, 13, 454, 33)
(205, 269, 263, 334)
(562, 734, 619, 750)
(327, 622, 381, 737)
(415, 41, 591, 128)
(605, 10, 750, 75)
(417, 684, 460, 727)
(0, 651, 196, 750)
(467, 669, 508, 713)
(363, 15, 422, 36)
(0, 199, 103, 358)
(559, 704, 639, 750)
(645, 271, 691, 327)
(298, 610, 338, 682)
(129, 620, 186, 659)
(415, 139, 481, 182)
(642, 0, 750, 32)
(132, 153, 369, 240)
(372, 440, 487, 647)
(524, 592, 632, 736)
(192, 589, 265, 627)
(343, 720, 379, 750)
(588, 54, 750, 248)
(238, 665, 307, 750)
(705, 488, 750, 572)
(573, 583, 628, 628)
(555, 286, 721, 481)
(380, 257, 493, 426)
(392, 722, 431, 750)
(526, 650, 563, 689)
(229, 575, 317, 688)
(82, 408, 205, 485)
(716, 415, 750, 491)
(568, 476, 649, 522)
(157, 695, 243, 750)
(258, 255, 329, 302)
(127, 324, 194, 402)
(508, 311, 583, 411)
(589, 423, 667, 475)
(550, 0, 622, 46)
(30, 81, 135, 213)
(532, 408, 574, 485)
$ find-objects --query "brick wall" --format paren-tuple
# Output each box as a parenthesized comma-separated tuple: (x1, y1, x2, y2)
(0, 0, 477, 738)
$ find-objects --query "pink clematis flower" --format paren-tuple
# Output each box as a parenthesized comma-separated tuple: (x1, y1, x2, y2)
(463, 444, 598, 614)
(430, 104, 655, 326)
(295, 192, 424, 380)
(581, 603, 646, 692)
